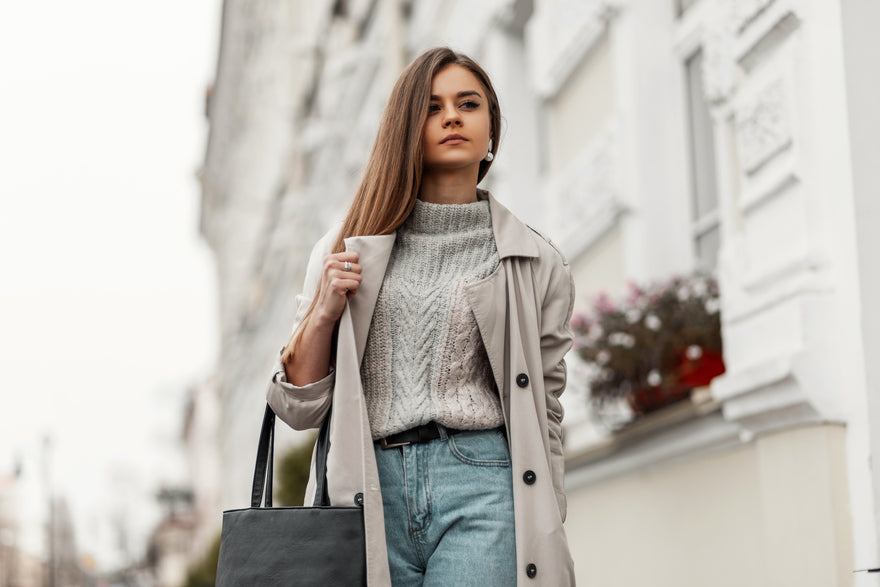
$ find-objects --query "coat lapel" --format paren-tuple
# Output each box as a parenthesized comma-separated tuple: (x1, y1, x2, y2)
(466, 191, 540, 403)
(344, 233, 397, 365)
(464, 268, 508, 401)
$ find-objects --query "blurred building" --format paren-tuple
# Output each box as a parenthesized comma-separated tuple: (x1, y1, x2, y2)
(144, 488, 196, 587)
(181, 378, 221, 557)
(0, 470, 40, 587)
(1, 469, 94, 587)
(50, 497, 94, 587)
(199, 0, 879, 585)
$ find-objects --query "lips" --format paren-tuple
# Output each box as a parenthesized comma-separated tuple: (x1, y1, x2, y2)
(440, 133, 466, 144)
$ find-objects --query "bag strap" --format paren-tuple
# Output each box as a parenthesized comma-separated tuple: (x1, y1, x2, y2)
(311, 407, 332, 507)
(250, 405, 274, 508)
(250, 404, 332, 508)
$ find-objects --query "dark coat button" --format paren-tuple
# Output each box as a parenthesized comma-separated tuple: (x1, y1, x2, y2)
(516, 373, 529, 388)
(354, 492, 364, 506)
(523, 470, 536, 485)
(526, 563, 537, 578)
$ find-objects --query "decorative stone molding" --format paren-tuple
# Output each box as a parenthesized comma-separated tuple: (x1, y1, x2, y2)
(735, 7, 801, 72)
(672, 0, 741, 105)
(731, 0, 775, 33)
(738, 160, 797, 217)
(681, 1, 799, 107)
(526, 0, 620, 98)
(700, 2, 738, 104)
(565, 409, 742, 489)
(735, 78, 792, 175)
(548, 119, 626, 258)
(712, 349, 822, 437)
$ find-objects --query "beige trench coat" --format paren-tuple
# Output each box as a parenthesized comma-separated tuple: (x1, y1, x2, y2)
(267, 191, 576, 586)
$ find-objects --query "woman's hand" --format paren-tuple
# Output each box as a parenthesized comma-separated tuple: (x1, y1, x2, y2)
(312, 252, 362, 330)
(279, 251, 360, 386)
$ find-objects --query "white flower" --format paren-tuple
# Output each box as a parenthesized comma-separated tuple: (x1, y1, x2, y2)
(686, 345, 703, 360)
(626, 308, 642, 323)
(608, 332, 636, 348)
(596, 350, 611, 364)
(588, 323, 604, 340)
(692, 280, 707, 297)
(647, 370, 662, 386)
(677, 286, 690, 301)
(645, 314, 662, 331)
(705, 298, 721, 314)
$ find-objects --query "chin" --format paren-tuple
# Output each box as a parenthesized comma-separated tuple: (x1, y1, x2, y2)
(424, 157, 482, 171)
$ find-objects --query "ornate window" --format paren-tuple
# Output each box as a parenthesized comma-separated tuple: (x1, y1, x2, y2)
(684, 49, 721, 272)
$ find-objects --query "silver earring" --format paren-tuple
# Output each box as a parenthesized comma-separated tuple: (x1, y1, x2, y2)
(485, 139, 494, 162)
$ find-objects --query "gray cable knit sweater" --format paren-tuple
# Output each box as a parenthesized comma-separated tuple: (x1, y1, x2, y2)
(362, 198, 505, 439)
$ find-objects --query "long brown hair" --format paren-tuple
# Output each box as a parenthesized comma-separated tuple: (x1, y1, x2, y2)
(281, 47, 501, 363)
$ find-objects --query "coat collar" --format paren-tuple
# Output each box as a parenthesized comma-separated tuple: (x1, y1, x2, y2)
(479, 189, 539, 260)
(342, 190, 535, 365)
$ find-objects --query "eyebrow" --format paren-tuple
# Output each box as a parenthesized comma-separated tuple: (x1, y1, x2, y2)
(429, 90, 483, 100)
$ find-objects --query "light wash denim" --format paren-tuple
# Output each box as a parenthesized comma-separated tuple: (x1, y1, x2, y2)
(374, 426, 517, 586)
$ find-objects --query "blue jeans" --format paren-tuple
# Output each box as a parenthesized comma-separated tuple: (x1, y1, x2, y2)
(374, 426, 517, 586)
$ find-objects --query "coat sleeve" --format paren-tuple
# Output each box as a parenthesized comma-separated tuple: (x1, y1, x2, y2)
(540, 251, 575, 521)
(266, 228, 338, 431)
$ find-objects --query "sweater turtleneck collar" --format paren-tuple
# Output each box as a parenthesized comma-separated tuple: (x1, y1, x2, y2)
(404, 197, 492, 235)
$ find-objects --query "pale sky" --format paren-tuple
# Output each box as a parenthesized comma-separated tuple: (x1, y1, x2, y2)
(0, 0, 221, 570)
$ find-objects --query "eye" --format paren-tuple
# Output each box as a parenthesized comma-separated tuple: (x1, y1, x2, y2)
(461, 101, 480, 110)
(427, 103, 441, 114)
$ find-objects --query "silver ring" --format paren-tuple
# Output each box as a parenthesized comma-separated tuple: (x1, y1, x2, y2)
(344, 261, 352, 272)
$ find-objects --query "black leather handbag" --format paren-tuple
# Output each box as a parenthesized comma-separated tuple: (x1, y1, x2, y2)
(215, 405, 366, 586)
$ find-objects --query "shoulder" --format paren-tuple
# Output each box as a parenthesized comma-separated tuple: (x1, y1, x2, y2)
(483, 191, 573, 315)
(525, 224, 569, 269)
(521, 223, 575, 318)
(484, 190, 567, 267)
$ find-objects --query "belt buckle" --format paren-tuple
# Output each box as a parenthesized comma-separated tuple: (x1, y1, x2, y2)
(379, 437, 411, 450)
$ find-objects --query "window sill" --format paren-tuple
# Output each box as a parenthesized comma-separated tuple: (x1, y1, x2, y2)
(564, 387, 743, 489)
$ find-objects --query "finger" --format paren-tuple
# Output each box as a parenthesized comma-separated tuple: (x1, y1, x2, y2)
(330, 278, 361, 296)
(330, 271, 362, 285)
(328, 251, 359, 263)
(339, 261, 362, 275)
(323, 252, 359, 275)
(325, 265, 362, 286)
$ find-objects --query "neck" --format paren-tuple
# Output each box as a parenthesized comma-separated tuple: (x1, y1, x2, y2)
(419, 167, 479, 204)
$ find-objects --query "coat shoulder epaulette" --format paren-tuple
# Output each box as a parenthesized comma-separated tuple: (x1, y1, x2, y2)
(526, 224, 569, 266)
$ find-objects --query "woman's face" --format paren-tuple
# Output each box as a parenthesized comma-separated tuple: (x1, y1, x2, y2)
(421, 64, 492, 175)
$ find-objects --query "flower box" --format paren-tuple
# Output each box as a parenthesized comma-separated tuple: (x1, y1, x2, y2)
(571, 272, 725, 428)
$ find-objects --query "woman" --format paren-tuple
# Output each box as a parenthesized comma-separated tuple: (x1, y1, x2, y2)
(267, 47, 576, 586)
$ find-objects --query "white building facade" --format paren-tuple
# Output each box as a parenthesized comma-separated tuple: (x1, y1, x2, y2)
(199, 1, 880, 584)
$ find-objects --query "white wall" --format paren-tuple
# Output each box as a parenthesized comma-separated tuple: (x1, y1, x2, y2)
(567, 425, 852, 587)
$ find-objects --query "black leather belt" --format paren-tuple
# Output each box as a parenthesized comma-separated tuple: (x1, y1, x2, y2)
(377, 422, 464, 449)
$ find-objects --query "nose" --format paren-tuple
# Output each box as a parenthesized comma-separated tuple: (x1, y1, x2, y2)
(442, 107, 462, 127)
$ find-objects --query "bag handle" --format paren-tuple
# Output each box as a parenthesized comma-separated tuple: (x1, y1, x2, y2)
(250, 404, 332, 508)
